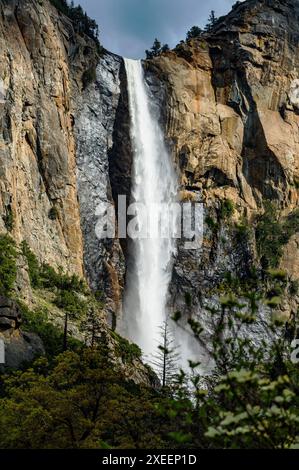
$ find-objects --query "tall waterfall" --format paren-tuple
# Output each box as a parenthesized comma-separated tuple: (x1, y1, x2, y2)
(122, 58, 178, 359)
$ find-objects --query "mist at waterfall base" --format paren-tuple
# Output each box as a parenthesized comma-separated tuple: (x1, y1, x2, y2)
(120, 58, 200, 373)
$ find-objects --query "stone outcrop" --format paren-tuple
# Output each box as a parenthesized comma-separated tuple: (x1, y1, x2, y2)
(0, 296, 44, 369)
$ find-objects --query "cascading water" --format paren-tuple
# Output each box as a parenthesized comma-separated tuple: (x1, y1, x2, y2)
(122, 58, 178, 359)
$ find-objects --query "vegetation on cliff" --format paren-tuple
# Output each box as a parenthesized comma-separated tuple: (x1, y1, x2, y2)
(49, 0, 99, 45)
(0, 235, 17, 296)
(145, 38, 169, 60)
(256, 203, 299, 269)
(145, 9, 218, 59)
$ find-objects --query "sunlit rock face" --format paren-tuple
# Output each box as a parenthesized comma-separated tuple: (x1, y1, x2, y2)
(0, 0, 85, 275)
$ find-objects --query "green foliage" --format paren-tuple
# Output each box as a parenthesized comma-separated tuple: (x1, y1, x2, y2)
(0, 348, 174, 449)
(21, 243, 90, 350)
(289, 279, 299, 296)
(0, 235, 17, 296)
(49, 0, 69, 15)
(256, 203, 299, 269)
(54, 289, 88, 318)
(21, 241, 40, 288)
(48, 206, 59, 221)
(234, 216, 251, 243)
(21, 303, 81, 358)
(145, 38, 169, 59)
(205, 215, 218, 231)
(110, 331, 142, 363)
(220, 198, 235, 219)
(167, 278, 299, 449)
(204, 372, 299, 448)
(21, 241, 87, 294)
(204, 10, 218, 32)
(1, 280, 299, 449)
(186, 26, 202, 41)
(151, 321, 180, 388)
(40, 264, 87, 293)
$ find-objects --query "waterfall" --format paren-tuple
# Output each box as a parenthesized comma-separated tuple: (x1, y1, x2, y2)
(122, 58, 178, 359)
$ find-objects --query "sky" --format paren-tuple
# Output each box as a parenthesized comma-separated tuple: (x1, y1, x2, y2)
(73, 0, 243, 59)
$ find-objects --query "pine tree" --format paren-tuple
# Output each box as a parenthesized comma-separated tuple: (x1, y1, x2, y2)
(205, 10, 218, 32)
(151, 320, 180, 388)
(186, 26, 202, 41)
(145, 38, 169, 59)
(81, 301, 104, 348)
(161, 43, 170, 53)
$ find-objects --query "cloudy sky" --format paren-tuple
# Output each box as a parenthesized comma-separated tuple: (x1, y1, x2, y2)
(74, 0, 241, 58)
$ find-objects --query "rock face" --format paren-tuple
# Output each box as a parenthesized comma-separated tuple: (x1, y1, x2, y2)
(0, 296, 44, 369)
(0, 0, 299, 353)
(0, 0, 84, 274)
(75, 52, 125, 321)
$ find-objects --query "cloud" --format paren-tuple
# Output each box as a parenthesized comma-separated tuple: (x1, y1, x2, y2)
(74, 0, 241, 58)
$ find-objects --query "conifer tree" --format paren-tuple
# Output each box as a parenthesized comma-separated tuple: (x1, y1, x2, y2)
(205, 10, 218, 32)
(186, 26, 202, 41)
(151, 320, 180, 388)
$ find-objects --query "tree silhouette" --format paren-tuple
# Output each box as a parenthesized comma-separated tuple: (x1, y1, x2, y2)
(151, 320, 180, 388)
(186, 26, 202, 41)
(205, 10, 218, 32)
(145, 38, 169, 59)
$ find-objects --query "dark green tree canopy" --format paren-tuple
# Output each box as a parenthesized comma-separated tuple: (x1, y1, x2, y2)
(145, 38, 169, 59)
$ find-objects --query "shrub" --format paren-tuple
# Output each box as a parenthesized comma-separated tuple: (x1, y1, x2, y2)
(145, 38, 169, 59)
(111, 331, 142, 363)
(256, 203, 299, 269)
(21, 303, 82, 357)
(205, 215, 218, 231)
(0, 235, 17, 296)
(48, 206, 59, 220)
(220, 199, 235, 219)
(38, 264, 60, 289)
(186, 26, 202, 41)
(234, 216, 251, 243)
(21, 242, 87, 294)
(289, 279, 299, 296)
(21, 241, 40, 288)
(54, 289, 88, 318)
(49, 0, 69, 15)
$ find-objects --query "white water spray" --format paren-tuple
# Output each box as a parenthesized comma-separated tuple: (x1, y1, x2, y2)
(122, 58, 178, 359)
